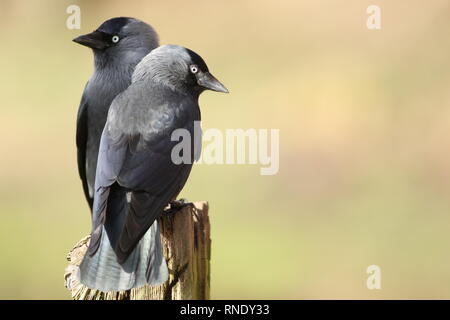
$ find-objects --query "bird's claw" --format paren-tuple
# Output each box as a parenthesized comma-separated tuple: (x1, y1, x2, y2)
(164, 198, 194, 215)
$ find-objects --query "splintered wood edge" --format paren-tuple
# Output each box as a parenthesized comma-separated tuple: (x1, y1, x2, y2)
(64, 201, 209, 300)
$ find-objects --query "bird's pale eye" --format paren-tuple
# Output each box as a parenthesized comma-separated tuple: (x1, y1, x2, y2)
(112, 35, 120, 43)
(190, 65, 198, 74)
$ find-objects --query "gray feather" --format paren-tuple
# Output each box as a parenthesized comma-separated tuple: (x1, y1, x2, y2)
(78, 221, 168, 292)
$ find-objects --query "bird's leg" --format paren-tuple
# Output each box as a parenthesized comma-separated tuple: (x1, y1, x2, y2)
(164, 198, 194, 215)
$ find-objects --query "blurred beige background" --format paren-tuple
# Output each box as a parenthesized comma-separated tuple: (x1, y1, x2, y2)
(0, 0, 449, 299)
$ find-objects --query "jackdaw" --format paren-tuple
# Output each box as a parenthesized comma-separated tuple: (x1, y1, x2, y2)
(78, 45, 228, 291)
(73, 17, 159, 211)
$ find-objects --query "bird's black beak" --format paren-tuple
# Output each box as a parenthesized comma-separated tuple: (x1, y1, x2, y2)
(197, 72, 229, 93)
(73, 30, 110, 50)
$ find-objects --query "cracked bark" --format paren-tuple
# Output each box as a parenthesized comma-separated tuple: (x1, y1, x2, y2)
(64, 201, 211, 300)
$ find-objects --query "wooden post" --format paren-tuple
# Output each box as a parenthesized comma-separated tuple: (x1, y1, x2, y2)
(64, 201, 211, 300)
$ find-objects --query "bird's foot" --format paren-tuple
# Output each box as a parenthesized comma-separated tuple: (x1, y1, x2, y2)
(164, 198, 194, 215)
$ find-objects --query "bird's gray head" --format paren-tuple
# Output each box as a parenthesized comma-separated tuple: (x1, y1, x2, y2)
(132, 45, 228, 95)
(73, 17, 159, 68)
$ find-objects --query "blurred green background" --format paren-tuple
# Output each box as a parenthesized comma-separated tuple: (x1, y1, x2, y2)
(0, 0, 450, 299)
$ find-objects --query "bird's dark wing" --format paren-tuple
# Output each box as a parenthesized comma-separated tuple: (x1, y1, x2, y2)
(88, 85, 199, 263)
(113, 87, 198, 262)
(76, 83, 93, 210)
(115, 131, 195, 263)
(87, 123, 128, 256)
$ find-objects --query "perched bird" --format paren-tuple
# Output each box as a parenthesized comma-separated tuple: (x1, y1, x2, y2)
(78, 45, 228, 291)
(73, 17, 159, 211)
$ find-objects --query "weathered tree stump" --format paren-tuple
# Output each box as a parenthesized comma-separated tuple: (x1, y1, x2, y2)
(64, 201, 211, 300)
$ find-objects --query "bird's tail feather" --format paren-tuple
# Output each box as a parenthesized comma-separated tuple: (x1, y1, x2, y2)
(77, 220, 168, 292)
